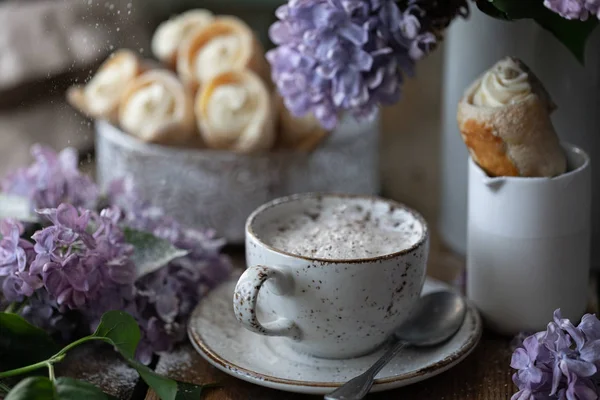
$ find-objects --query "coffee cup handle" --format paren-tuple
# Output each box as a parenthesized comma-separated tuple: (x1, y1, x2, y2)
(233, 265, 301, 340)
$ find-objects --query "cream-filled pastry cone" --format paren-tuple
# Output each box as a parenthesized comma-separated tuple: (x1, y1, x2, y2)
(457, 57, 566, 177)
(67, 49, 142, 123)
(195, 70, 275, 153)
(118, 70, 195, 146)
(151, 9, 214, 68)
(277, 97, 329, 151)
(177, 16, 269, 92)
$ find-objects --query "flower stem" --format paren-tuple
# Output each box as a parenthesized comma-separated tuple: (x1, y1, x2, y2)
(47, 363, 55, 382)
(3, 300, 26, 314)
(0, 360, 48, 378)
(52, 336, 105, 359)
(0, 336, 105, 380)
(3, 302, 16, 314)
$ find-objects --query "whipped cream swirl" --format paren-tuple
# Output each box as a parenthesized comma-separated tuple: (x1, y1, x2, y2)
(84, 55, 136, 114)
(152, 10, 213, 63)
(120, 83, 176, 140)
(472, 58, 532, 108)
(195, 35, 241, 83)
(205, 82, 258, 141)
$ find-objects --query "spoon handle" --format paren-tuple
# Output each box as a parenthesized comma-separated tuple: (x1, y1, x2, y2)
(324, 340, 408, 400)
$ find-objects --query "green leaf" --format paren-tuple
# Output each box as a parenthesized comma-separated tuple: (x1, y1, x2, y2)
(4, 377, 55, 400)
(533, 14, 598, 63)
(126, 360, 177, 400)
(92, 311, 140, 359)
(482, 0, 540, 19)
(4, 377, 118, 400)
(0, 194, 38, 223)
(481, 0, 598, 63)
(123, 227, 189, 278)
(175, 382, 219, 400)
(55, 377, 117, 400)
(475, 0, 510, 20)
(92, 311, 178, 400)
(0, 313, 60, 370)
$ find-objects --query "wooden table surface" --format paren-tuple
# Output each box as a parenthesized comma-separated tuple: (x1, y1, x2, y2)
(145, 336, 514, 400)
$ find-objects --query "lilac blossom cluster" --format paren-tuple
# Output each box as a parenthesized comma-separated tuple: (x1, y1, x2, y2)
(31, 204, 136, 310)
(106, 177, 232, 363)
(0, 219, 41, 302)
(0, 205, 135, 340)
(2, 145, 97, 210)
(0, 145, 231, 363)
(544, 0, 600, 20)
(511, 309, 600, 400)
(266, 0, 469, 130)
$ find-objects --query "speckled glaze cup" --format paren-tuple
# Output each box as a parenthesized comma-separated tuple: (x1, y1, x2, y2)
(233, 193, 430, 359)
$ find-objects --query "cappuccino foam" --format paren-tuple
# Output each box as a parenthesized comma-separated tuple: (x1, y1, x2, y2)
(258, 199, 423, 260)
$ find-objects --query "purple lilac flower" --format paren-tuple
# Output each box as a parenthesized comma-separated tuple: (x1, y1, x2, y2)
(267, 0, 411, 129)
(400, 0, 469, 59)
(2, 146, 231, 362)
(31, 204, 135, 310)
(586, 0, 600, 18)
(511, 373, 554, 400)
(20, 290, 77, 341)
(1, 145, 98, 211)
(127, 211, 232, 362)
(511, 310, 600, 400)
(544, 0, 589, 20)
(544, 0, 600, 20)
(0, 218, 42, 301)
(99, 176, 232, 363)
(558, 373, 599, 400)
(512, 336, 550, 387)
(110, 176, 231, 289)
(93, 207, 136, 287)
(266, 0, 468, 130)
(122, 248, 230, 364)
(579, 314, 600, 341)
(547, 310, 600, 395)
(405, 0, 469, 31)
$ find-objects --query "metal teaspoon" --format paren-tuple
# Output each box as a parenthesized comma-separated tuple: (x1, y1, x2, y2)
(324, 291, 467, 400)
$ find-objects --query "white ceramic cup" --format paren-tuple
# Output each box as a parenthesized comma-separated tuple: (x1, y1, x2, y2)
(232, 193, 430, 359)
(467, 143, 591, 335)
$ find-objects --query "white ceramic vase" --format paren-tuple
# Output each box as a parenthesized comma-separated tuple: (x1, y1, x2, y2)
(439, 8, 600, 268)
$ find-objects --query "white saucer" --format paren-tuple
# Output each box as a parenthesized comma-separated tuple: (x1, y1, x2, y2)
(188, 274, 482, 395)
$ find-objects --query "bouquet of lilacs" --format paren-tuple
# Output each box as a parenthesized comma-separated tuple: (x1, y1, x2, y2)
(268, 0, 600, 130)
(511, 309, 600, 400)
(266, 0, 470, 130)
(0, 144, 232, 364)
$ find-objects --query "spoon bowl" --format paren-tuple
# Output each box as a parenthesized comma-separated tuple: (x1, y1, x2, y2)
(395, 291, 467, 346)
(324, 290, 467, 400)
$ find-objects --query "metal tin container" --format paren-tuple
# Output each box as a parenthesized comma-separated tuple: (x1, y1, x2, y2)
(95, 115, 380, 244)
